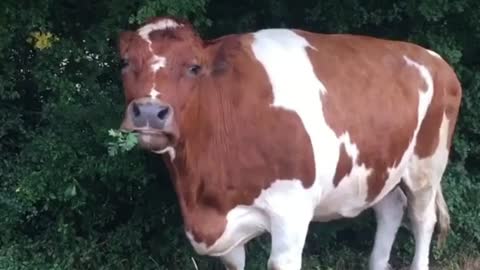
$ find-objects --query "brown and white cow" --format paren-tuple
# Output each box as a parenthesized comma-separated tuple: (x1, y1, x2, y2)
(118, 16, 462, 270)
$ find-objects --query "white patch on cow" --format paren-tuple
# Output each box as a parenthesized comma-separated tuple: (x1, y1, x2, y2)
(251, 29, 339, 195)
(314, 132, 373, 220)
(427, 49, 442, 59)
(250, 30, 346, 266)
(149, 89, 161, 98)
(151, 55, 167, 72)
(339, 132, 359, 159)
(187, 179, 311, 269)
(148, 57, 165, 99)
(153, 146, 176, 161)
(406, 114, 450, 191)
(186, 204, 269, 256)
(220, 245, 245, 270)
(138, 18, 181, 42)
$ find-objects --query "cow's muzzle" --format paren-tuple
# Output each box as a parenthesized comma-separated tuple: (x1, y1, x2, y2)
(120, 97, 178, 152)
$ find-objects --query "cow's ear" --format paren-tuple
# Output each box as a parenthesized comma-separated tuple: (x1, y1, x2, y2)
(210, 47, 229, 76)
(118, 31, 135, 58)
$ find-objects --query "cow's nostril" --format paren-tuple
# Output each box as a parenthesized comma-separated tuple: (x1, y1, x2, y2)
(157, 107, 170, 120)
(132, 103, 141, 117)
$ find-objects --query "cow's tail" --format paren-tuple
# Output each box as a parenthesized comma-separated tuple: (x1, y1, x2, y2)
(435, 185, 450, 247)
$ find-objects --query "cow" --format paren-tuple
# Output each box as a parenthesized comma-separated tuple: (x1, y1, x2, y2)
(117, 16, 462, 270)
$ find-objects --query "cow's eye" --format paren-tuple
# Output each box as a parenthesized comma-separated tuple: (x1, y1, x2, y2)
(187, 64, 202, 77)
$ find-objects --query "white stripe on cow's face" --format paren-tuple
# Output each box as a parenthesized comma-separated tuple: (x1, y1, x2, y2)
(149, 89, 161, 98)
(151, 55, 167, 72)
(148, 56, 166, 99)
(137, 18, 182, 42)
(136, 22, 172, 100)
(137, 20, 175, 74)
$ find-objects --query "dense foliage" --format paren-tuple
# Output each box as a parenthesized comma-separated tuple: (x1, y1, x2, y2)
(1, 0, 479, 269)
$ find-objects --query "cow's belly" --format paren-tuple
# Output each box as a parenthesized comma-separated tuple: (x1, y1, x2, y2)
(312, 167, 403, 221)
(312, 133, 418, 222)
(187, 158, 410, 257)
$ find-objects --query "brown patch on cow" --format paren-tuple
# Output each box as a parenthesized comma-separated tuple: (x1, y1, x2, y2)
(446, 81, 462, 150)
(333, 143, 353, 186)
(415, 58, 462, 157)
(414, 62, 443, 158)
(120, 26, 316, 246)
(299, 31, 427, 201)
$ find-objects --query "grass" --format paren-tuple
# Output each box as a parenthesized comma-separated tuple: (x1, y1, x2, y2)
(174, 212, 479, 270)
(186, 225, 480, 270)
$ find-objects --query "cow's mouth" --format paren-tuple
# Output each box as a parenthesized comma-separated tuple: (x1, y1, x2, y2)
(133, 130, 176, 153)
(120, 110, 179, 156)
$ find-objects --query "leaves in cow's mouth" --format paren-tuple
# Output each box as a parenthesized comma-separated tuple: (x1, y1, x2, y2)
(107, 129, 139, 156)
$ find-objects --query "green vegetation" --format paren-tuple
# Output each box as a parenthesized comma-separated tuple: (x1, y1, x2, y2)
(1, 0, 479, 269)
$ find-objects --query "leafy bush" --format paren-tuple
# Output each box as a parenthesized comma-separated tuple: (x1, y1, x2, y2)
(1, 0, 479, 269)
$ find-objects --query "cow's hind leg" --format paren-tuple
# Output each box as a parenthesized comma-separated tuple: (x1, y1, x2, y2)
(403, 151, 450, 270)
(221, 245, 245, 270)
(402, 177, 443, 270)
(402, 118, 451, 270)
(369, 187, 407, 270)
(402, 179, 450, 270)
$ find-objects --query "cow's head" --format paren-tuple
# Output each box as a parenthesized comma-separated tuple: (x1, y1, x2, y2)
(118, 17, 206, 156)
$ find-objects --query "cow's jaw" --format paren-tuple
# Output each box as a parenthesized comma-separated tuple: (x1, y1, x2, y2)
(135, 131, 177, 160)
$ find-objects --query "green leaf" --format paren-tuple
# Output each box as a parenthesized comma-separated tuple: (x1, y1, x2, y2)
(64, 184, 77, 198)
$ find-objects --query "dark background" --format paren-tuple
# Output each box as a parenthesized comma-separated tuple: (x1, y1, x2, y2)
(1, 0, 479, 269)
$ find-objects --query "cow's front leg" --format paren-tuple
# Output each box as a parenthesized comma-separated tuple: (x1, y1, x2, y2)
(220, 245, 245, 270)
(267, 213, 311, 270)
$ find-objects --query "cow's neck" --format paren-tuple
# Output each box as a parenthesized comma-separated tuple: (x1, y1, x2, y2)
(172, 85, 244, 212)
(169, 88, 314, 209)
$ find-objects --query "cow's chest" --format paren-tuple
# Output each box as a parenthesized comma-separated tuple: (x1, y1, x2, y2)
(185, 204, 269, 257)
